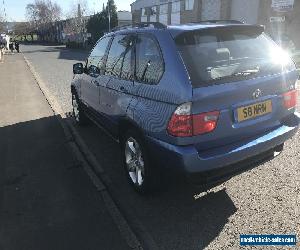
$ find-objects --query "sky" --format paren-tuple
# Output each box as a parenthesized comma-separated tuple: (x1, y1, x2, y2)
(1, 0, 132, 22)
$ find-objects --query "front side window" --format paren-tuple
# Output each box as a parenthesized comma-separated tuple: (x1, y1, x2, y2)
(105, 34, 135, 80)
(175, 26, 295, 87)
(87, 36, 111, 74)
(135, 34, 164, 84)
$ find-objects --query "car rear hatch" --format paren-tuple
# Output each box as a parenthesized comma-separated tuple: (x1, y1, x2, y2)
(174, 25, 298, 150)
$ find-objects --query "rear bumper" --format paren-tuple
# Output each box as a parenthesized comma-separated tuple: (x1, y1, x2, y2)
(145, 112, 300, 184)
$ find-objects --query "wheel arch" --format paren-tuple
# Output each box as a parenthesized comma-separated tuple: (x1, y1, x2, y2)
(118, 118, 145, 142)
(71, 84, 78, 96)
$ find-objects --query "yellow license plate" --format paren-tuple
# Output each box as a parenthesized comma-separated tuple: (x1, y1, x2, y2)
(237, 100, 272, 122)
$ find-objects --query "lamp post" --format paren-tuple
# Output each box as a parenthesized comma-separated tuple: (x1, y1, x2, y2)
(107, 0, 111, 32)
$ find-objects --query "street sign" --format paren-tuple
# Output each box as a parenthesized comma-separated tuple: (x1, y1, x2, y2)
(270, 16, 286, 22)
(272, 0, 294, 12)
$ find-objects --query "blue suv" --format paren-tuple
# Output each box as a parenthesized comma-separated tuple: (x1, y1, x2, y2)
(71, 22, 299, 193)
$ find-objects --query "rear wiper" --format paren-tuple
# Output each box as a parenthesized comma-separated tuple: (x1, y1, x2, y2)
(211, 67, 260, 83)
(233, 67, 260, 76)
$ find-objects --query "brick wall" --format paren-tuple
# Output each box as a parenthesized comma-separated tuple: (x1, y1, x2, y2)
(286, 1, 300, 48)
(180, 0, 202, 23)
(258, 0, 300, 48)
(132, 9, 142, 23)
(220, 0, 232, 19)
(130, 0, 300, 48)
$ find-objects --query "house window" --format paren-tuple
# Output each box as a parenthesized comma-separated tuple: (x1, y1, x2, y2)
(141, 8, 147, 22)
(150, 6, 157, 15)
(185, 0, 194, 10)
(171, 1, 181, 24)
(160, 4, 168, 14)
(150, 6, 157, 22)
(172, 1, 181, 13)
(141, 8, 147, 16)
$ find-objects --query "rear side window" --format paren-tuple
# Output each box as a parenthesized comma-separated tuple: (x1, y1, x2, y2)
(105, 34, 135, 80)
(175, 27, 291, 87)
(135, 34, 164, 84)
(87, 36, 111, 72)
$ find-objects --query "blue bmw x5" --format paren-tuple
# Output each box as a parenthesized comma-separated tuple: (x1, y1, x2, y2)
(71, 21, 299, 193)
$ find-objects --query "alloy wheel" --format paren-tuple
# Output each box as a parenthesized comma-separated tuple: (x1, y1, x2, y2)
(125, 137, 145, 186)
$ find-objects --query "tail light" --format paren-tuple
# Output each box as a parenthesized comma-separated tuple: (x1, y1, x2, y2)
(282, 90, 298, 109)
(167, 103, 220, 137)
(167, 103, 193, 137)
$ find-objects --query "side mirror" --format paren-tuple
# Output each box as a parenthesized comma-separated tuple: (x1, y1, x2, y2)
(73, 63, 84, 74)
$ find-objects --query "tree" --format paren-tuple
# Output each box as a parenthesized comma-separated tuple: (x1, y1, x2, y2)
(0, 12, 5, 33)
(13, 22, 36, 41)
(26, 0, 62, 28)
(66, 0, 89, 18)
(26, 0, 61, 41)
(86, 0, 118, 44)
(106, 0, 118, 29)
(86, 11, 107, 44)
(65, 0, 89, 35)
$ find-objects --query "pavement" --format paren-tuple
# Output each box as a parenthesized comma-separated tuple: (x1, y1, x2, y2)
(0, 53, 130, 250)
(2, 44, 299, 250)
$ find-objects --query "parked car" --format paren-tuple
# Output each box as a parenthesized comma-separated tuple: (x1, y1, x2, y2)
(71, 22, 299, 194)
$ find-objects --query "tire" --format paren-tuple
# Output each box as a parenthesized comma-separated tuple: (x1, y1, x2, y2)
(122, 130, 160, 194)
(274, 143, 284, 157)
(72, 93, 89, 126)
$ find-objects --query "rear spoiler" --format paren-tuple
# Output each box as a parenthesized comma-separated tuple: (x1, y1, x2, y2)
(173, 24, 265, 43)
(171, 24, 265, 40)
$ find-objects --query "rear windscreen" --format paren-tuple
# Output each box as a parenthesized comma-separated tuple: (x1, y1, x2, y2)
(175, 27, 294, 87)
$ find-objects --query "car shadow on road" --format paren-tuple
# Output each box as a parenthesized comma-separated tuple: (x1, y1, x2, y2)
(0, 116, 131, 250)
(68, 117, 239, 250)
(58, 49, 87, 61)
(21, 45, 88, 62)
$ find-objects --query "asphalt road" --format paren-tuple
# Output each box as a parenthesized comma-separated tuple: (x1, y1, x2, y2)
(22, 44, 300, 250)
(22, 44, 87, 113)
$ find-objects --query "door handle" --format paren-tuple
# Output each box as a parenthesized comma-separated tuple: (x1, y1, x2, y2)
(120, 86, 127, 92)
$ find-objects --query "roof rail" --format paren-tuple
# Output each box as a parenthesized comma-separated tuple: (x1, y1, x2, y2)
(111, 24, 133, 32)
(136, 22, 167, 29)
(111, 22, 166, 32)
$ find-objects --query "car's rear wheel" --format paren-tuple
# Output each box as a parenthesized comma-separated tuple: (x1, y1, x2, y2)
(72, 93, 89, 126)
(122, 130, 159, 194)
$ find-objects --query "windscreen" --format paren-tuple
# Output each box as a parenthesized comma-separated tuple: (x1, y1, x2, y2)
(175, 27, 295, 87)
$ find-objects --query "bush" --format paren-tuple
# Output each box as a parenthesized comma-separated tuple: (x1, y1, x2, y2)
(87, 0, 118, 45)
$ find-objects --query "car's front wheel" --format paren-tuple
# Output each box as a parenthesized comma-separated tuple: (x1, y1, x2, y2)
(122, 130, 159, 194)
(72, 93, 89, 126)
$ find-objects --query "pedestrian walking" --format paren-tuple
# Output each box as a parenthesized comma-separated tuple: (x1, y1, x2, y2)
(0, 39, 5, 62)
(0, 48, 3, 62)
(9, 42, 14, 53)
(15, 41, 20, 53)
